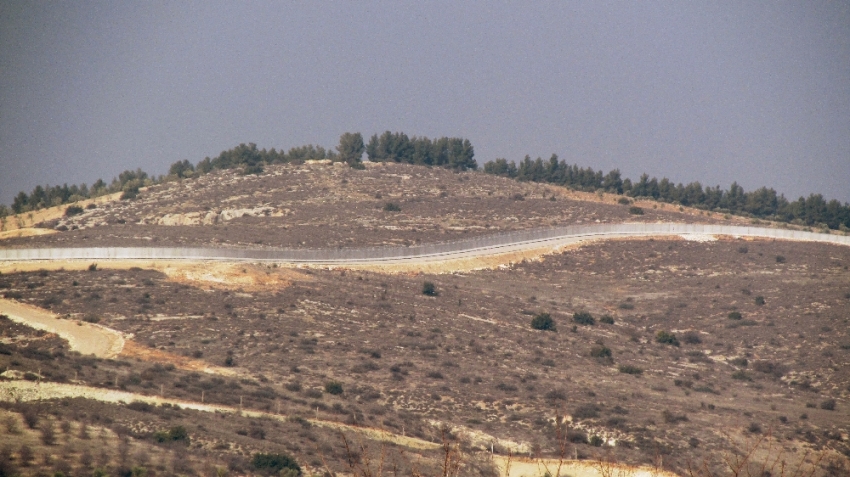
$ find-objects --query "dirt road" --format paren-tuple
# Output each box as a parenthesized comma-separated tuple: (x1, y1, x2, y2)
(0, 298, 123, 358)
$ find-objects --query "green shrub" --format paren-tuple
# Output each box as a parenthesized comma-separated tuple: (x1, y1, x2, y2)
(82, 314, 100, 324)
(775, 255, 786, 263)
(251, 452, 300, 476)
(422, 281, 437, 296)
(731, 370, 752, 381)
(727, 311, 742, 320)
(531, 313, 556, 331)
(655, 331, 679, 346)
(618, 364, 643, 375)
(120, 188, 138, 200)
(590, 345, 612, 359)
(754, 296, 766, 306)
(820, 399, 836, 411)
(599, 314, 614, 325)
(682, 331, 702, 344)
(628, 206, 644, 215)
(242, 164, 264, 175)
(127, 401, 153, 413)
(324, 381, 343, 395)
(589, 435, 604, 447)
(730, 357, 748, 367)
(154, 426, 189, 444)
(383, 202, 401, 212)
(617, 197, 631, 205)
(573, 311, 595, 326)
(87, 263, 98, 271)
(64, 205, 84, 217)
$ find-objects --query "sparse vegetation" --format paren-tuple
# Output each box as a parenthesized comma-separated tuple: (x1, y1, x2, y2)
(2, 159, 849, 476)
(324, 381, 344, 395)
(530, 312, 556, 331)
(655, 330, 679, 346)
(64, 205, 84, 217)
(251, 452, 300, 476)
(573, 311, 594, 326)
(419, 281, 438, 297)
(618, 364, 643, 375)
(383, 202, 401, 212)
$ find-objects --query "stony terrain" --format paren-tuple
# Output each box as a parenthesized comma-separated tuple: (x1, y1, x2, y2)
(0, 163, 848, 477)
(3, 161, 743, 250)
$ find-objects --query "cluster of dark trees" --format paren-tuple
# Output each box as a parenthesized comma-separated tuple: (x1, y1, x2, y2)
(365, 131, 476, 170)
(484, 154, 850, 230)
(7, 169, 149, 215)
(7, 133, 846, 231)
(3, 131, 474, 216)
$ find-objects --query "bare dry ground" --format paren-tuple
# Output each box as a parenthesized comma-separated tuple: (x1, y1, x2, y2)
(1, 235, 848, 476)
(1, 161, 749, 250)
(1, 163, 848, 476)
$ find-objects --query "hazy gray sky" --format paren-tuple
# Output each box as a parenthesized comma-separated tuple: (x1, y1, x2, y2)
(2, 1, 848, 205)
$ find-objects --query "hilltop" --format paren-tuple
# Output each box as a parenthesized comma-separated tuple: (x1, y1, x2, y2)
(3, 161, 750, 250)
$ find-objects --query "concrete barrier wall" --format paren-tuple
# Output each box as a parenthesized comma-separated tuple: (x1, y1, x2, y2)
(1, 223, 848, 263)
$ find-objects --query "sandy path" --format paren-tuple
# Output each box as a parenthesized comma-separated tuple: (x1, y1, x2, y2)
(493, 455, 678, 477)
(0, 298, 124, 358)
(0, 379, 438, 450)
(0, 379, 681, 476)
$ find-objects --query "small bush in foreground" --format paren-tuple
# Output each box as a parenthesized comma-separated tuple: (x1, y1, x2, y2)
(422, 281, 438, 296)
(64, 205, 84, 217)
(755, 295, 766, 305)
(324, 381, 343, 395)
(628, 206, 644, 215)
(82, 314, 100, 324)
(599, 314, 614, 324)
(655, 330, 680, 346)
(252, 452, 300, 476)
(618, 364, 643, 375)
(573, 311, 594, 326)
(682, 331, 702, 344)
(531, 312, 556, 331)
(154, 425, 189, 444)
(731, 370, 752, 381)
(727, 311, 742, 320)
(383, 202, 401, 212)
(820, 399, 836, 411)
(590, 345, 612, 359)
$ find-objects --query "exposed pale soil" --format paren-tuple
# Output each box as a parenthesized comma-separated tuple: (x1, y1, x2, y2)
(2, 236, 849, 475)
(0, 298, 123, 359)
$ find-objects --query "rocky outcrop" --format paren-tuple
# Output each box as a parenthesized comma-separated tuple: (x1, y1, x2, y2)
(141, 206, 287, 226)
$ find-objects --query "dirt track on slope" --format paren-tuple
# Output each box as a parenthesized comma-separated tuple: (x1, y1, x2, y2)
(0, 379, 681, 477)
(0, 298, 123, 358)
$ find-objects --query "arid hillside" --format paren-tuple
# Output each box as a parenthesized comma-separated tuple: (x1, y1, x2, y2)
(2, 161, 746, 250)
(0, 162, 848, 477)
